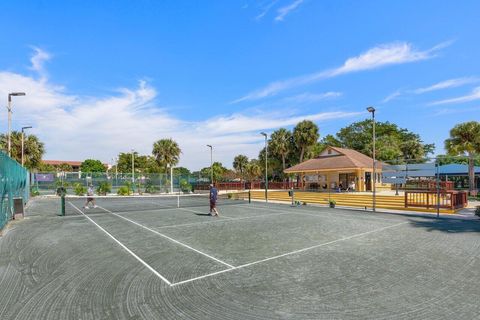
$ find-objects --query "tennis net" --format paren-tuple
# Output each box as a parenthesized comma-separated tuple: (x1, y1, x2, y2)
(64, 191, 250, 215)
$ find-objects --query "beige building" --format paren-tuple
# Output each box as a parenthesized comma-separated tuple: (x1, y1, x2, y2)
(284, 146, 386, 192)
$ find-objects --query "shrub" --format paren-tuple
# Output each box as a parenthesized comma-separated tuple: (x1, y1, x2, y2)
(124, 181, 133, 194)
(30, 186, 40, 197)
(144, 181, 159, 194)
(96, 182, 111, 195)
(180, 179, 192, 193)
(117, 186, 130, 196)
(475, 206, 480, 217)
(73, 183, 87, 196)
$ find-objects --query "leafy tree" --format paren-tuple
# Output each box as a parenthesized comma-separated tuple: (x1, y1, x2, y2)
(445, 121, 480, 194)
(116, 152, 159, 173)
(37, 162, 56, 172)
(233, 154, 249, 182)
(80, 159, 106, 172)
(0, 131, 45, 169)
(173, 167, 191, 177)
(437, 154, 480, 166)
(334, 120, 434, 162)
(245, 160, 262, 182)
(293, 120, 320, 163)
(269, 128, 293, 172)
(57, 163, 73, 172)
(152, 138, 181, 172)
(200, 162, 227, 183)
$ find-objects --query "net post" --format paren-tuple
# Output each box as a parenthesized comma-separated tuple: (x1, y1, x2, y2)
(177, 194, 180, 208)
(248, 190, 251, 203)
(59, 195, 65, 216)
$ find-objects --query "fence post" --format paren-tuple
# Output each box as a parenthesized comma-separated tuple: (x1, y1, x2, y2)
(404, 191, 408, 208)
(248, 190, 251, 203)
(59, 195, 65, 216)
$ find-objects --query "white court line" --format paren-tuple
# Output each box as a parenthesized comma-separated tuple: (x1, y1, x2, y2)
(97, 206, 235, 269)
(156, 211, 291, 229)
(68, 202, 172, 286)
(171, 221, 408, 286)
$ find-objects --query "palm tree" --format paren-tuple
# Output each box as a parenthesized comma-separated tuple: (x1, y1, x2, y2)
(445, 121, 480, 195)
(270, 128, 292, 172)
(233, 154, 249, 185)
(152, 138, 182, 173)
(293, 120, 320, 163)
(0, 131, 45, 169)
(245, 160, 262, 184)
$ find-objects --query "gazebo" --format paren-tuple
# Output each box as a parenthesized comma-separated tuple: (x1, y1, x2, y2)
(284, 146, 384, 192)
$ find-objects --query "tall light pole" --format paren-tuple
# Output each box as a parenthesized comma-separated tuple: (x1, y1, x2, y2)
(131, 149, 135, 191)
(261, 132, 268, 203)
(7, 92, 26, 156)
(367, 106, 376, 212)
(21, 126, 32, 166)
(206, 145, 213, 184)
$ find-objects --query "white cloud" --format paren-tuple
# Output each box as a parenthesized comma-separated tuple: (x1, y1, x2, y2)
(282, 91, 342, 104)
(413, 77, 479, 94)
(275, 0, 303, 21)
(29, 47, 51, 79)
(255, 0, 278, 20)
(428, 86, 480, 106)
(381, 90, 402, 103)
(0, 48, 361, 170)
(233, 41, 449, 103)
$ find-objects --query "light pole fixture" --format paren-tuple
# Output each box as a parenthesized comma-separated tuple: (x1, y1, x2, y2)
(367, 106, 376, 212)
(206, 145, 213, 184)
(7, 92, 26, 156)
(261, 132, 268, 203)
(21, 126, 32, 166)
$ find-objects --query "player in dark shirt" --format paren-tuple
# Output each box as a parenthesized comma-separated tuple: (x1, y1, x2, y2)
(209, 184, 219, 217)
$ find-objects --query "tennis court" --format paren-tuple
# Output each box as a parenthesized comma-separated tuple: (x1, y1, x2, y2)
(1, 195, 480, 319)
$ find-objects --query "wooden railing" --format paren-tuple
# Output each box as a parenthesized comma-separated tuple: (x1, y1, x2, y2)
(404, 190, 467, 210)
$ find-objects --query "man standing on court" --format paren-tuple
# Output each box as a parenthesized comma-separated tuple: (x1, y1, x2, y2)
(209, 184, 219, 216)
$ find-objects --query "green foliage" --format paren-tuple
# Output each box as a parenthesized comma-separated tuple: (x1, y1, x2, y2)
(179, 179, 192, 193)
(123, 181, 133, 194)
(80, 159, 106, 172)
(30, 186, 40, 197)
(445, 121, 480, 193)
(57, 163, 73, 172)
(144, 180, 159, 194)
(116, 152, 162, 173)
(55, 179, 69, 188)
(293, 120, 320, 163)
(173, 167, 190, 176)
(96, 182, 111, 195)
(152, 138, 181, 172)
(73, 183, 87, 196)
(312, 119, 435, 162)
(37, 162, 56, 172)
(437, 154, 480, 166)
(117, 186, 131, 196)
(269, 128, 293, 171)
(200, 162, 228, 183)
(0, 131, 45, 170)
(233, 154, 249, 180)
(245, 160, 262, 182)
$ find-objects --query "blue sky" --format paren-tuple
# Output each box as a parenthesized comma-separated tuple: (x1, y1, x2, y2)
(0, 0, 479, 169)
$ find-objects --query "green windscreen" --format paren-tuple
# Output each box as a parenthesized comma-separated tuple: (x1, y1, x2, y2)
(0, 151, 29, 230)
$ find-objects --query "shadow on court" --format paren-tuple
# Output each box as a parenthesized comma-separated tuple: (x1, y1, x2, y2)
(408, 217, 480, 234)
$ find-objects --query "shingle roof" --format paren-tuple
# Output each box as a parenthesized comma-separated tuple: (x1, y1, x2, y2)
(284, 146, 380, 173)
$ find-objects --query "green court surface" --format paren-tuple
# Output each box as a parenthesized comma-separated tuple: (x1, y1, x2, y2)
(1, 197, 480, 319)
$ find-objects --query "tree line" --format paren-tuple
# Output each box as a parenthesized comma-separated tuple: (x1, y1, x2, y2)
(1, 121, 479, 194)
